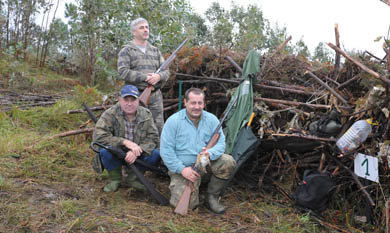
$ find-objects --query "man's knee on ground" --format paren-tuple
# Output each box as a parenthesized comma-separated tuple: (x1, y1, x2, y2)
(210, 154, 236, 180)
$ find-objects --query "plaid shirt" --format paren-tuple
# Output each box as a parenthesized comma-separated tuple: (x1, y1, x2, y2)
(123, 111, 136, 142)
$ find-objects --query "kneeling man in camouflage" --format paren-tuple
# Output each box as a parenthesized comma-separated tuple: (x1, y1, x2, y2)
(93, 85, 160, 192)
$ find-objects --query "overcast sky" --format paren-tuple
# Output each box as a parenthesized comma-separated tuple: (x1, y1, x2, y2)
(188, 0, 390, 57)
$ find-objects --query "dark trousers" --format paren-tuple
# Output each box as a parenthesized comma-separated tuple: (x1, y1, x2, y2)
(99, 148, 160, 171)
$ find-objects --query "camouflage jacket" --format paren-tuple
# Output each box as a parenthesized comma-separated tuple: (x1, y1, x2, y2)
(117, 41, 170, 90)
(92, 103, 159, 156)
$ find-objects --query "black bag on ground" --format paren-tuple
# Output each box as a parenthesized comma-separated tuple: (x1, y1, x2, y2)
(292, 169, 335, 212)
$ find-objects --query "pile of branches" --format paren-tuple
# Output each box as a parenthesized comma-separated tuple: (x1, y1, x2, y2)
(63, 33, 390, 230)
(0, 89, 61, 111)
(158, 36, 390, 230)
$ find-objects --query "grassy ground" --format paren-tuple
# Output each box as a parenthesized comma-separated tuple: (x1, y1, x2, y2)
(0, 57, 365, 232)
(0, 99, 326, 232)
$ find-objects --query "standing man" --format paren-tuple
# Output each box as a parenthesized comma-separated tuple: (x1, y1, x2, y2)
(117, 17, 169, 135)
(93, 85, 160, 193)
(160, 88, 236, 214)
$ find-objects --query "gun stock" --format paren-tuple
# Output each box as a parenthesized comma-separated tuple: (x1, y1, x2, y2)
(139, 85, 154, 107)
(174, 181, 194, 215)
(91, 142, 169, 205)
(140, 38, 188, 106)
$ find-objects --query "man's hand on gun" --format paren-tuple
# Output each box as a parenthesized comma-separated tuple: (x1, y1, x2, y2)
(123, 139, 143, 156)
(181, 167, 200, 183)
(123, 139, 142, 164)
(125, 150, 138, 164)
(146, 73, 160, 86)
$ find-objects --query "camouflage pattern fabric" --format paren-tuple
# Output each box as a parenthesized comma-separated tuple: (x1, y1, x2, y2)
(209, 154, 236, 180)
(117, 41, 169, 89)
(168, 154, 236, 209)
(117, 41, 169, 135)
(148, 90, 164, 135)
(92, 103, 159, 156)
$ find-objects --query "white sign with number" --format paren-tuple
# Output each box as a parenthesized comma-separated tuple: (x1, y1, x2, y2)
(354, 153, 379, 183)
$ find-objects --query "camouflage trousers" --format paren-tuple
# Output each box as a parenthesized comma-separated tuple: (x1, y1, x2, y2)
(168, 154, 236, 210)
(148, 89, 164, 136)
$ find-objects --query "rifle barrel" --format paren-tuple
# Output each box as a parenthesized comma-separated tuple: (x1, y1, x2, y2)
(206, 94, 238, 145)
(156, 38, 188, 74)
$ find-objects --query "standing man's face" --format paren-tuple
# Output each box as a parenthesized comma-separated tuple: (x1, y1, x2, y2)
(184, 92, 205, 120)
(132, 21, 149, 42)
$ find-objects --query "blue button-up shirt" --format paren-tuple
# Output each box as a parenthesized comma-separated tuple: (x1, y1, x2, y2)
(160, 109, 226, 174)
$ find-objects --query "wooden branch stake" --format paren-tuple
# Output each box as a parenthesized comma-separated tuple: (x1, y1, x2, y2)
(318, 153, 326, 172)
(272, 133, 337, 142)
(224, 56, 243, 73)
(333, 23, 341, 80)
(67, 105, 111, 114)
(331, 166, 340, 176)
(50, 128, 94, 139)
(276, 149, 286, 163)
(338, 74, 361, 90)
(327, 42, 390, 85)
(380, 0, 390, 6)
(305, 70, 351, 107)
(255, 97, 332, 110)
(175, 73, 316, 96)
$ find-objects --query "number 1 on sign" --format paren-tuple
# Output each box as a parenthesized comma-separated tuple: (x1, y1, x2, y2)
(354, 153, 378, 183)
(361, 158, 370, 176)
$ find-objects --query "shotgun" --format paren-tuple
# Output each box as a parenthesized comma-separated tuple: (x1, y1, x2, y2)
(139, 38, 188, 106)
(90, 142, 169, 206)
(174, 94, 239, 215)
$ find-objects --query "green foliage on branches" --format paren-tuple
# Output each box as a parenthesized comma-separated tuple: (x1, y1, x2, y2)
(0, 0, 335, 85)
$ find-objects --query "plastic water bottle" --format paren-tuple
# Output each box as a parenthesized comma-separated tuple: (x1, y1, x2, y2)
(336, 119, 372, 153)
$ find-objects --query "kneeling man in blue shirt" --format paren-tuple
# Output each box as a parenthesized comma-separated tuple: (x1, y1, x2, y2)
(160, 88, 236, 214)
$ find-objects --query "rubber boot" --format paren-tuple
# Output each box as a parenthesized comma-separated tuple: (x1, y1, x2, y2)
(206, 175, 228, 214)
(103, 167, 122, 192)
(124, 171, 146, 192)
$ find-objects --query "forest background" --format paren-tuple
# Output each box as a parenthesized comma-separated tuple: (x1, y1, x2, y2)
(0, 0, 341, 89)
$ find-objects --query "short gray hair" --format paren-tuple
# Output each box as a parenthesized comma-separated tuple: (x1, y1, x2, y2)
(130, 18, 148, 32)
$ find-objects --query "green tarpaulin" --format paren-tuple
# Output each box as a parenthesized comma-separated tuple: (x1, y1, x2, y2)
(224, 49, 261, 154)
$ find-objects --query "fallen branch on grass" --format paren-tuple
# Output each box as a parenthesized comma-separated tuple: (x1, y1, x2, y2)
(50, 128, 93, 139)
